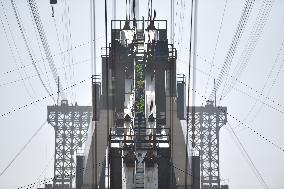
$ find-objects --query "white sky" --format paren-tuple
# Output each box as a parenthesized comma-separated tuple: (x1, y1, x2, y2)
(0, 0, 283, 189)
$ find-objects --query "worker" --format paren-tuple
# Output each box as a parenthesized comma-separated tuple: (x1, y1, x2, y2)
(50, 0, 57, 17)
(51, 5, 54, 17)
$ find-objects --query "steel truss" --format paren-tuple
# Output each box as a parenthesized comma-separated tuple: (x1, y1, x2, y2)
(47, 100, 92, 188)
(188, 101, 227, 189)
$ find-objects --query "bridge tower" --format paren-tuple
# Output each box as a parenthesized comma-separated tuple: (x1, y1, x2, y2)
(47, 100, 92, 189)
(188, 101, 227, 189)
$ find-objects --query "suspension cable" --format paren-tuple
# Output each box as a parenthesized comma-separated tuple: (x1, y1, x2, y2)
(204, 0, 229, 97)
(10, 0, 56, 102)
(227, 123, 270, 189)
(0, 121, 47, 177)
(27, 0, 66, 100)
(185, 0, 195, 187)
(221, 0, 275, 99)
(209, 0, 256, 100)
(0, 0, 41, 103)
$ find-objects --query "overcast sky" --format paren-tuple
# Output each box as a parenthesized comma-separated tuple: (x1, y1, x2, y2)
(0, 0, 283, 189)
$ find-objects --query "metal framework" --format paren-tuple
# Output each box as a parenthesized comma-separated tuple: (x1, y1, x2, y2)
(188, 101, 227, 189)
(47, 100, 92, 188)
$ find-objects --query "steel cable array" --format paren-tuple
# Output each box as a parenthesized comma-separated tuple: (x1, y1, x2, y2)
(1, 63, 32, 76)
(0, 59, 91, 88)
(52, 15, 70, 99)
(0, 77, 88, 118)
(28, 3, 54, 93)
(179, 56, 284, 115)
(187, 58, 284, 114)
(27, 0, 66, 100)
(194, 53, 284, 110)
(224, 40, 284, 130)
(204, 0, 229, 97)
(0, 121, 47, 177)
(227, 124, 269, 189)
(0, 0, 40, 103)
(58, 0, 76, 102)
(66, 0, 76, 102)
(10, 0, 56, 102)
(221, 0, 275, 99)
(241, 42, 284, 127)
(209, 0, 256, 100)
(1, 36, 103, 78)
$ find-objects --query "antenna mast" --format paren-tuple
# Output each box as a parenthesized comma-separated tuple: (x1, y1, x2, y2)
(57, 76, 60, 105)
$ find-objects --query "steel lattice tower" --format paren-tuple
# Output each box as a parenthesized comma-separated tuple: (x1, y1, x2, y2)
(188, 100, 227, 189)
(47, 100, 92, 188)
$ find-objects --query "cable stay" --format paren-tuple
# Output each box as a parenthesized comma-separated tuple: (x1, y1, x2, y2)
(63, 0, 76, 102)
(221, 0, 275, 99)
(0, 59, 90, 88)
(0, 121, 47, 177)
(187, 59, 284, 114)
(0, 77, 88, 118)
(27, 0, 67, 100)
(204, 0, 229, 97)
(208, 0, 256, 100)
(52, 11, 70, 101)
(10, 0, 56, 102)
(193, 54, 284, 110)
(0, 0, 42, 103)
(237, 40, 284, 128)
(227, 124, 270, 189)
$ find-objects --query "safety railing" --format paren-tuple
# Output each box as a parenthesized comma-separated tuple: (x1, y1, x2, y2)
(109, 127, 170, 146)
